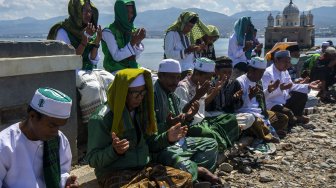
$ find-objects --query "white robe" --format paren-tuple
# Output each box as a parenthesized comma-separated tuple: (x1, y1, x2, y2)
(56, 28, 100, 65)
(228, 33, 247, 67)
(236, 74, 264, 119)
(262, 64, 309, 110)
(0, 123, 72, 188)
(164, 31, 195, 72)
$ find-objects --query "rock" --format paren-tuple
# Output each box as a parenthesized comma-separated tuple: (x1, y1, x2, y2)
(259, 171, 274, 183)
(264, 164, 281, 171)
(329, 174, 336, 180)
(326, 158, 335, 164)
(281, 159, 290, 166)
(219, 163, 233, 173)
(312, 133, 328, 138)
(217, 171, 226, 176)
(285, 151, 295, 156)
(320, 162, 331, 169)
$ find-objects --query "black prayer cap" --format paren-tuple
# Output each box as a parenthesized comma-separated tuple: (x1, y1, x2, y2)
(215, 56, 232, 69)
(286, 45, 300, 52)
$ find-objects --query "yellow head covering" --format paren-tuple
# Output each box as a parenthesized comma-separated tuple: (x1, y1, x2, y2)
(265, 42, 298, 61)
(107, 68, 157, 136)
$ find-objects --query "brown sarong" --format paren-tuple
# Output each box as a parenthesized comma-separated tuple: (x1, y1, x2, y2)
(97, 164, 192, 188)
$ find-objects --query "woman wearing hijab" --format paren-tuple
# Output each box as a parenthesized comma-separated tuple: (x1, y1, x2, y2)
(86, 69, 193, 187)
(228, 17, 255, 79)
(48, 0, 102, 70)
(164, 11, 206, 79)
(102, 0, 146, 74)
(193, 25, 220, 60)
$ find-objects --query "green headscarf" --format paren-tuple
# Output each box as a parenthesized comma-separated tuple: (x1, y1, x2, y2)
(233, 17, 253, 46)
(47, 0, 99, 41)
(107, 69, 157, 137)
(113, 0, 137, 43)
(189, 24, 220, 44)
(166, 11, 199, 33)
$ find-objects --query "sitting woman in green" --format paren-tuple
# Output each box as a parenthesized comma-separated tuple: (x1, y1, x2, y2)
(48, 0, 102, 70)
(86, 69, 192, 188)
(102, 0, 146, 74)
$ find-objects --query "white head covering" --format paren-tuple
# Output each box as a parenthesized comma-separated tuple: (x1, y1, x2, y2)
(275, 50, 290, 59)
(158, 59, 181, 73)
(30, 87, 72, 119)
(129, 74, 145, 87)
(194, 57, 215, 73)
(249, 57, 267, 70)
(322, 42, 330, 47)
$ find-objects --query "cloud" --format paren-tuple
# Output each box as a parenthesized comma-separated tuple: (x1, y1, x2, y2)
(0, 0, 335, 20)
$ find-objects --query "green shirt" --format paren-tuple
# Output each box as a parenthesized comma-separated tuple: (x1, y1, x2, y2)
(86, 104, 171, 178)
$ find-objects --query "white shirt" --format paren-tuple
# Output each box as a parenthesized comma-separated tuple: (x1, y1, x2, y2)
(262, 64, 309, 109)
(175, 77, 206, 125)
(102, 28, 144, 62)
(236, 74, 264, 119)
(0, 123, 72, 188)
(56, 28, 100, 65)
(164, 31, 195, 72)
(228, 33, 247, 67)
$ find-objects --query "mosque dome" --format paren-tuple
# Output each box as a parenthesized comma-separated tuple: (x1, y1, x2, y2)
(283, 0, 299, 15)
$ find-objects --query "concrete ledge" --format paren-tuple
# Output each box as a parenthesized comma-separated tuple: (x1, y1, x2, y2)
(71, 165, 99, 188)
(0, 55, 82, 77)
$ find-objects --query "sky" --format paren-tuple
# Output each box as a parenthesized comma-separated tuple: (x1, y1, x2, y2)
(0, 0, 335, 20)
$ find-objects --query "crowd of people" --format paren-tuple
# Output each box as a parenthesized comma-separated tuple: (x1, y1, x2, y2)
(1, 0, 336, 187)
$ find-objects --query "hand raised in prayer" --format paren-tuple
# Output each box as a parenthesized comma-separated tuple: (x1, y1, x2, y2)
(85, 23, 96, 36)
(248, 85, 261, 100)
(185, 100, 200, 121)
(244, 40, 254, 51)
(194, 80, 211, 101)
(111, 132, 130, 155)
(280, 82, 293, 91)
(65, 175, 79, 188)
(214, 75, 228, 91)
(268, 79, 280, 93)
(131, 28, 146, 46)
(167, 122, 188, 143)
(185, 45, 201, 54)
(94, 25, 102, 45)
(166, 112, 186, 127)
(233, 89, 243, 100)
(309, 80, 322, 90)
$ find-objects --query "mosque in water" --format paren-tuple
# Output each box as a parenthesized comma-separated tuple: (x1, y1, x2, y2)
(265, 0, 315, 49)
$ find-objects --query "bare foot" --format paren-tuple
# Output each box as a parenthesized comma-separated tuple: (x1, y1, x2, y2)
(197, 167, 221, 185)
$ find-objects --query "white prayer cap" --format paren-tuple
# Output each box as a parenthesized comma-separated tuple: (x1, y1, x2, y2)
(158, 59, 181, 73)
(249, 57, 267, 70)
(129, 74, 145, 87)
(325, 47, 336, 55)
(30, 88, 72, 119)
(322, 42, 330, 47)
(274, 50, 290, 59)
(194, 57, 215, 73)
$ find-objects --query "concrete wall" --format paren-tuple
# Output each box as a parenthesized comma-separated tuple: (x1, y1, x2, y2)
(0, 41, 81, 163)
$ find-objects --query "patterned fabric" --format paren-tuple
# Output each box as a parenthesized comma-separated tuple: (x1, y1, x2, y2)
(207, 79, 243, 113)
(43, 136, 61, 188)
(97, 164, 192, 188)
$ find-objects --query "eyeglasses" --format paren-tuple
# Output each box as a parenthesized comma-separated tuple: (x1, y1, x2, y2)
(128, 89, 147, 98)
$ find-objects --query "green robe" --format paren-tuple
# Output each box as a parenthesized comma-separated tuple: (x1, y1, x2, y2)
(153, 81, 218, 181)
(86, 104, 171, 179)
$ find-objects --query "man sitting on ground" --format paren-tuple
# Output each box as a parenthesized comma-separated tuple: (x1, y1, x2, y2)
(262, 50, 321, 130)
(86, 69, 192, 188)
(153, 59, 221, 185)
(0, 87, 78, 187)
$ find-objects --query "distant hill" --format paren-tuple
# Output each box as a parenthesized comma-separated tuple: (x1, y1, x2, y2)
(0, 6, 335, 38)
